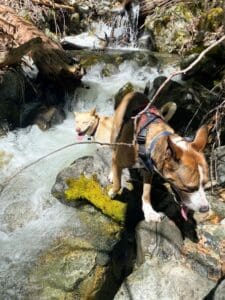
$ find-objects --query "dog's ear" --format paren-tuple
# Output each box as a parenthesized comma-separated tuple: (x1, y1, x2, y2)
(191, 125, 208, 152)
(90, 107, 96, 116)
(167, 136, 183, 161)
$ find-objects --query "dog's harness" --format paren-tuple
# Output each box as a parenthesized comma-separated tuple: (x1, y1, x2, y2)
(136, 107, 172, 172)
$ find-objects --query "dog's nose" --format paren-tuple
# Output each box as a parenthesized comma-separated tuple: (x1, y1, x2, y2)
(76, 128, 81, 133)
(199, 205, 209, 213)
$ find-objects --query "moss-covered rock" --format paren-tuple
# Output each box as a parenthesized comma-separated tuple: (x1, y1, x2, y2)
(0, 150, 13, 168)
(28, 208, 123, 299)
(52, 148, 134, 224)
(49, 147, 140, 299)
(65, 175, 127, 223)
(145, 3, 195, 54)
(200, 7, 224, 32)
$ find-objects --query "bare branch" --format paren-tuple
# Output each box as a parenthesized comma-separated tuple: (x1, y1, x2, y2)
(136, 35, 225, 117)
(0, 140, 134, 191)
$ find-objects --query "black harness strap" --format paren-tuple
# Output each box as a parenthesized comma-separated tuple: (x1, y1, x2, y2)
(136, 110, 172, 172)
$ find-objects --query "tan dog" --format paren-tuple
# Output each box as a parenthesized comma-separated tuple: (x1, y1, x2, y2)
(74, 109, 114, 143)
(109, 92, 209, 222)
(74, 99, 176, 144)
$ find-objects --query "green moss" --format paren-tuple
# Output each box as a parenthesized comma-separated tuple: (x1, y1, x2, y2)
(65, 176, 127, 223)
(0, 150, 12, 168)
(202, 7, 224, 32)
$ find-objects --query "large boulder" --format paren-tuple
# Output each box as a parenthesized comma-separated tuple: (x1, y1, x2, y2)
(0, 69, 26, 129)
(27, 206, 127, 299)
(41, 147, 138, 299)
(144, 2, 196, 54)
(50, 146, 225, 299)
(115, 218, 219, 300)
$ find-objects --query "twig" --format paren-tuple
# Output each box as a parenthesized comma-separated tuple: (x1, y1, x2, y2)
(152, 35, 225, 109)
(0, 140, 133, 191)
(133, 34, 225, 138)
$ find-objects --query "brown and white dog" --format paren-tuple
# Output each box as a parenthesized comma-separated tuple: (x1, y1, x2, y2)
(109, 92, 210, 222)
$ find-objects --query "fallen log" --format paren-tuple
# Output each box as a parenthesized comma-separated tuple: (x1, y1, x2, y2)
(0, 4, 83, 80)
(0, 37, 42, 67)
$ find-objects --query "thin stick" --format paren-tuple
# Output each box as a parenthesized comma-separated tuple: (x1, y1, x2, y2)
(140, 35, 225, 115)
(0, 140, 133, 190)
(132, 35, 225, 138)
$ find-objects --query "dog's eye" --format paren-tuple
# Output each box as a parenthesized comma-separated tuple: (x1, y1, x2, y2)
(181, 186, 198, 193)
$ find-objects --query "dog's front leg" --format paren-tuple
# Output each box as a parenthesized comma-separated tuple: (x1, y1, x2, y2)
(108, 151, 122, 198)
(142, 172, 162, 222)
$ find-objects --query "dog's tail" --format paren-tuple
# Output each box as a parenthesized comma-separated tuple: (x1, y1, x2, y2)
(111, 91, 149, 143)
(160, 101, 177, 122)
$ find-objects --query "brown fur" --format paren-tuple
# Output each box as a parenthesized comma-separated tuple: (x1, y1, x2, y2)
(109, 92, 209, 222)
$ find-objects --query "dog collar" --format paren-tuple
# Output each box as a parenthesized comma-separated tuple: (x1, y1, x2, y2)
(89, 117, 99, 136)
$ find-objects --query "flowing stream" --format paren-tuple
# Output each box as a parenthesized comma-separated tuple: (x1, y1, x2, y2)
(0, 56, 178, 297)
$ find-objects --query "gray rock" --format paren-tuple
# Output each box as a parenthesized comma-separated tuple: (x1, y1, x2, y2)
(135, 218, 183, 266)
(214, 279, 225, 300)
(115, 259, 215, 300)
(0, 69, 26, 128)
(33, 106, 65, 130)
(213, 146, 225, 186)
(115, 219, 215, 300)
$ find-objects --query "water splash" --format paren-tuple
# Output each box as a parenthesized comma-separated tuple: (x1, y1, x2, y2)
(62, 1, 141, 50)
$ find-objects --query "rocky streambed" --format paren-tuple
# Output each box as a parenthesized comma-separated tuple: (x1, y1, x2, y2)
(48, 145, 225, 299)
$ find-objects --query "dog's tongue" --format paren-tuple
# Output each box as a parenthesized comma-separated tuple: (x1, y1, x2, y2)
(76, 134, 84, 142)
(181, 206, 188, 221)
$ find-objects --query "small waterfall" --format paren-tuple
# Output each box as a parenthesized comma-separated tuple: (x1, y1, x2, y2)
(94, 1, 140, 48)
(62, 1, 141, 50)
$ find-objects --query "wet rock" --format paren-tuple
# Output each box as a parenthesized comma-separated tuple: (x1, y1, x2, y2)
(214, 279, 225, 300)
(68, 12, 80, 34)
(138, 30, 156, 50)
(33, 106, 65, 130)
(0, 121, 9, 137)
(0, 69, 26, 129)
(180, 46, 225, 88)
(52, 148, 130, 223)
(3, 200, 38, 232)
(0, 150, 12, 168)
(115, 218, 215, 300)
(27, 207, 123, 299)
(144, 3, 195, 54)
(114, 82, 135, 109)
(33, 147, 138, 299)
(101, 63, 119, 77)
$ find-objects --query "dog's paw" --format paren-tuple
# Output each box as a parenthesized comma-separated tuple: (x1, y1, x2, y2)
(108, 171, 113, 183)
(142, 203, 162, 222)
(108, 188, 117, 199)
